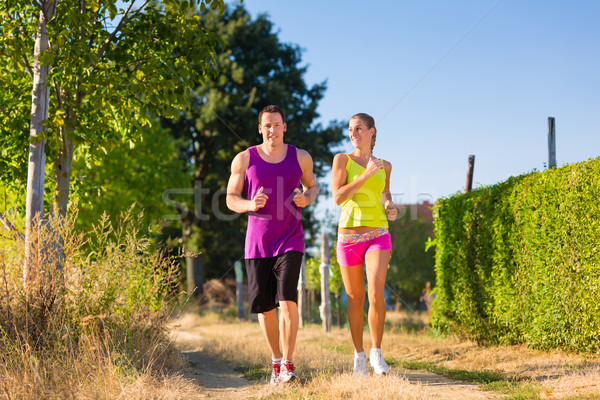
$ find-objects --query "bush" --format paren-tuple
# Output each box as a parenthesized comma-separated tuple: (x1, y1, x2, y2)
(431, 157, 600, 352)
(0, 209, 180, 398)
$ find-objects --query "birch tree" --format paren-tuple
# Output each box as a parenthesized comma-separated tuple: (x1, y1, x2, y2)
(0, 0, 227, 279)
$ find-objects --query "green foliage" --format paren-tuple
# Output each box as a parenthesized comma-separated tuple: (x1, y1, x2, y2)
(160, 4, 346, 278)
(70, 121, 188, 232)
(432, 157, 600, 352)
(305, 242, 342, 295)
(0, 0, 226, 213)
(388, 205, 436, 309)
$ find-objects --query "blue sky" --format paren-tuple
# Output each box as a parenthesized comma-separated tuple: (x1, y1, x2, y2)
(239, 0, 600, 214)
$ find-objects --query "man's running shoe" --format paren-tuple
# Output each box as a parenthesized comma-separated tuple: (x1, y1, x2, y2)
(270, 362, 281, 386)
(279, 360, 298, 383)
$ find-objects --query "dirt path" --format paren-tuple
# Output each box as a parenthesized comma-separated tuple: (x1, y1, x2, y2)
(171, 319, 504, 400)
(175, 330, 265, 399)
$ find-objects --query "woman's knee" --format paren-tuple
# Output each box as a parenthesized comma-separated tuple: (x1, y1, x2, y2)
(347, 293, 365, 309)
(368, 289, 385, 307)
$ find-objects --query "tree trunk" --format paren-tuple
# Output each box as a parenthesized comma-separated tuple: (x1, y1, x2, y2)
(53, 132, 74, 218)
(24, 1, 56, 283)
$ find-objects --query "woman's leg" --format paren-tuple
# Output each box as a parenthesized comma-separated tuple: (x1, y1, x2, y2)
(364, 250, 391, 348)
(340, 264, 366, 352)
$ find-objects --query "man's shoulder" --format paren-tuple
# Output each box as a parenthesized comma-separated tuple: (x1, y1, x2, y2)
(295, 147, 313, 162)
(231, 148, 252, 171)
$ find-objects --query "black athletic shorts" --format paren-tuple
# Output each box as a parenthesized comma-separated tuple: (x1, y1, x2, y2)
(245, 250, 303, 314)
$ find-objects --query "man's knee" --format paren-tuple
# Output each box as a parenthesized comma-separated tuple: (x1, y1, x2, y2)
(278, 300, 298, 316)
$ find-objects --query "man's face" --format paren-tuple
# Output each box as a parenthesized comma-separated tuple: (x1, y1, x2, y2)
(259, 112, 286, 145)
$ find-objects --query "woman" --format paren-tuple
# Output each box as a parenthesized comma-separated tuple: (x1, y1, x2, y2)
(331, 113, 397, 376)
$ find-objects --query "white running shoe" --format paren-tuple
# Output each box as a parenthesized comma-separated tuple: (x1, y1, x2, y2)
(279, 360, 298, 383)
(270, 363, 281, 386)
(353, 354, 368, 376)
(370, 348, 390, 375)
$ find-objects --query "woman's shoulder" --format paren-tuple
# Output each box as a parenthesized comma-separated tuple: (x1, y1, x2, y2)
(374, 157, 392, 175)
(376, 157, 392, 169)
(333, 152, 349, 163)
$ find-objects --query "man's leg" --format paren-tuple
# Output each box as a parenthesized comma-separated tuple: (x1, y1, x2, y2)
(258, 308, 282, 359)
(273, 251, 303, 361)
(279, 300, 299, 360)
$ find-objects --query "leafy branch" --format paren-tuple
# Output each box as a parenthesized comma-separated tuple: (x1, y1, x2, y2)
(95, 0, 152, 61)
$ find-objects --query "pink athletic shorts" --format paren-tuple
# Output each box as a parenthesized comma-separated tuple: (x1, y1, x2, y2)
(336, 228, 392, 267)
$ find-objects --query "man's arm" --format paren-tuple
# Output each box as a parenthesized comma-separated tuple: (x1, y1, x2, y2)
(294, 149, 318, 208)
(226, 151, 268, 213)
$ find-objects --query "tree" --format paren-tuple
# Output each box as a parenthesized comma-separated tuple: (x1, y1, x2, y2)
(0, 0, 227, 277)
(387, 205, 436, 310)
(70, 121, 188, 232)
(161, 5, 346, 278)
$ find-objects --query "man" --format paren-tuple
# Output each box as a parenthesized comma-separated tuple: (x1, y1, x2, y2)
(226, 105, 318, 385)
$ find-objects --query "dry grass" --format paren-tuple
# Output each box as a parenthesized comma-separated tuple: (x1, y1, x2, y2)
(0, 211, 203, 399)
(380, 314, 600, 398)
(172, 311, 600, 399)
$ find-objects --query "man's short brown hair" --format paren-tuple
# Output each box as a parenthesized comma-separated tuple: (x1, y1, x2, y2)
(258, 105, 286, 124)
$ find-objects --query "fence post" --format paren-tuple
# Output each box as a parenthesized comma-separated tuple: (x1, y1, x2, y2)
(319, 233, 332, 333)
(465, 154, 475, 193)
(185, 254, 203, 297)
(234, 260, 244, 320)
(548, 117, 557, 169)
(297, 255, 307, 328)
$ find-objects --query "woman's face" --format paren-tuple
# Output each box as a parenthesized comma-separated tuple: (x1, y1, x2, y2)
(348, 118, 373, 149)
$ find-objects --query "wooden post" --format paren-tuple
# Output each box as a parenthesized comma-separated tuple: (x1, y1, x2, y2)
(336, 294, 342, 329)
(465, 154, 475, 193)
(319, 233, 332, 333)
(548, 117, 556, 169)
(297, 255, 307, 328)
(234, 260, 244, 320)
(185, 254, 203, 297)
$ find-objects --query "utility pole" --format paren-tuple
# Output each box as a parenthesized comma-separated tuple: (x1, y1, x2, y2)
(548, 117, 557, 169)
(465, 154, 475, 193)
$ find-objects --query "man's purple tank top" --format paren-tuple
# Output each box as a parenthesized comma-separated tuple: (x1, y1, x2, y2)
(244, 145, 304, 259)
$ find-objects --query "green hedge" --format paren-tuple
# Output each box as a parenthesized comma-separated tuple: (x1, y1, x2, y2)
(431, 157, 600, 352)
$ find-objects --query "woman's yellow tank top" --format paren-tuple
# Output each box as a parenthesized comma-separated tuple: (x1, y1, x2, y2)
(338, 155, 388, 229)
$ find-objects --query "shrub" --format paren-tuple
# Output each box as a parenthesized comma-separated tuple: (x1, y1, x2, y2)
(0, 209, 180, 398)
(431, 157, 600, 352)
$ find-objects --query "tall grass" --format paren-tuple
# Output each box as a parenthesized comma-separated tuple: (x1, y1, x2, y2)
(0, 209, 184, 399)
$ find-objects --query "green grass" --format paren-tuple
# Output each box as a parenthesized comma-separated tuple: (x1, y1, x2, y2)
(234, 363, 268, 381)
(481, 381, 542, 400)
(321, 343, 354, 355)
(388, 358, 549, 400)
(388, 359, 505, 383)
